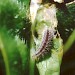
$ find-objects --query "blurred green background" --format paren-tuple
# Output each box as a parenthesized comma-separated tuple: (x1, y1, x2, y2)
(0, 0, 75, 75)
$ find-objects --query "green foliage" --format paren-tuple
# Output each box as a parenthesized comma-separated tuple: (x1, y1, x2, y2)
(0, 0, 30, 31)
(57, 3, 75, 42)
(0, 28, 29, 75)
(0, 0, 30, 74)
(0, 0, 74, 75)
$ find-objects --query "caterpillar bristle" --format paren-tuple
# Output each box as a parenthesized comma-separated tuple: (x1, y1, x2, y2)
(33, 28, 55, 61)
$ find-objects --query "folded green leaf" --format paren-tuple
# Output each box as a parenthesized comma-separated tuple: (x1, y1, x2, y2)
(0, 28, 29, 75)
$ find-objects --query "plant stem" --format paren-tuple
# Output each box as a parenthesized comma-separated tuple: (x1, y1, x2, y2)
(0, 37, 10, 75)
(29, 36, 35, 75)
(64, 30, 75, 53)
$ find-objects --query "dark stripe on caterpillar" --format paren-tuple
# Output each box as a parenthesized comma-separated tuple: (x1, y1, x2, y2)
(33, 28, 55, 61)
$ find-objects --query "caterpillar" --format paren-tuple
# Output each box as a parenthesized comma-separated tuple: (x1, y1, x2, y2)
(33, 28, 55, 60)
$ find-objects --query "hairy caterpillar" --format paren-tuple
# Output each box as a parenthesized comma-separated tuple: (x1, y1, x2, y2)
(33, 28, 55, 60)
